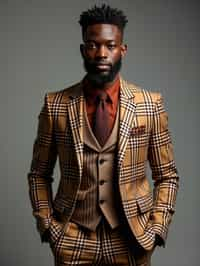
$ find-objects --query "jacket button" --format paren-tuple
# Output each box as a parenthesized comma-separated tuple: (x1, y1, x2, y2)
(99, 180, 105, 185)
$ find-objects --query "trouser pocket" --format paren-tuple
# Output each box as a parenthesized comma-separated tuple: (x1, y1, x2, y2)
(49, 217, 65, 246)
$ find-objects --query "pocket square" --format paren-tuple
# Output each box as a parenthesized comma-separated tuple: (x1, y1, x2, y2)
(130, 125, 146, 136)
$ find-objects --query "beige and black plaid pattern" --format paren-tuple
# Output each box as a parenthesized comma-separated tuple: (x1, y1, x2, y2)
(28, 77, 179, 250)
(49, 218, 153, 266)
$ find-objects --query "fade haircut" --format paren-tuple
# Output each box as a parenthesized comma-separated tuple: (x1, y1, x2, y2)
(79, 4, 128, 38)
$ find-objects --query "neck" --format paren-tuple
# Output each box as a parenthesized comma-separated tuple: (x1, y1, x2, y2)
(86, 73, 120, 90)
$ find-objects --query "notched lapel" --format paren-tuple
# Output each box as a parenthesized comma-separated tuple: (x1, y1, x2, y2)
(66, 83, 84, 178)
(118, 79, 137, 174)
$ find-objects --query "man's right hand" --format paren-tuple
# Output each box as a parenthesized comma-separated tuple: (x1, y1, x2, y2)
(41, 228, 51, 242)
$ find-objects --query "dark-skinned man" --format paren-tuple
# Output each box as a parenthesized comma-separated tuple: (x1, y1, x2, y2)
(28, 4, 179, 266)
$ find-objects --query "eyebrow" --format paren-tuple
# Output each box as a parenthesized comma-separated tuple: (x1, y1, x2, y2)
(85, 39, 117, 43)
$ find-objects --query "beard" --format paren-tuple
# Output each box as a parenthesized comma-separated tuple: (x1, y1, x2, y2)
(83, 57, 122, 87)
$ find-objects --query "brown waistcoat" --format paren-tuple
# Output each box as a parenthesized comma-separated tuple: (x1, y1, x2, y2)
(70, 104, 121, 231)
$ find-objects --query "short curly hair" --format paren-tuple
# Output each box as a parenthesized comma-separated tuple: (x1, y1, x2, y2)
(79, 4, 128, 37)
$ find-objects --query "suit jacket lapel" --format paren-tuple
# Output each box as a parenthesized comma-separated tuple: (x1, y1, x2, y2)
(66, 82, 84, 179)
(65, 77, 137, 181)
(118, 78, 137, 178)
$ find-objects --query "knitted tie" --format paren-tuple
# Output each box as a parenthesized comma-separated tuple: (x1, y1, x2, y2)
(93, 91, 110, 146)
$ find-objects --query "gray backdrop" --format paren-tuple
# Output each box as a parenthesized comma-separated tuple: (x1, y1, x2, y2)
(0, 0, 199, 265)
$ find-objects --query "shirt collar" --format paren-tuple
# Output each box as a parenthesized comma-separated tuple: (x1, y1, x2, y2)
(83, 75, 120, 105)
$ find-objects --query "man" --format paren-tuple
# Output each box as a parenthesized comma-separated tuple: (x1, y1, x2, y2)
(28, 4, 179, 266)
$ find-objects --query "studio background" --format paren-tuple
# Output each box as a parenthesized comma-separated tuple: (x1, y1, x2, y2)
(0, 0, 199, 265)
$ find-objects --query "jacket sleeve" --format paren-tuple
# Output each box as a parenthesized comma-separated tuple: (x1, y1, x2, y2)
(27, 93, 57, 242)
(148, 94, 179, 246)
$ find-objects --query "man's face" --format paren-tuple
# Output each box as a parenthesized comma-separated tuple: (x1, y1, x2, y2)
(80, 24, 127, 87)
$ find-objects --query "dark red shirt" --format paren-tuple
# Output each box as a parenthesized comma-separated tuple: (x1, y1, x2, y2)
(83, 76, 120, 131)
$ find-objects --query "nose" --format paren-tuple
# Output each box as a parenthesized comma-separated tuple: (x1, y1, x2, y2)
(96, 45, 107, 59)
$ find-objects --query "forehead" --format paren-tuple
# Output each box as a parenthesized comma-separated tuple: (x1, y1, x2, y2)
(83, 24, 122, 42)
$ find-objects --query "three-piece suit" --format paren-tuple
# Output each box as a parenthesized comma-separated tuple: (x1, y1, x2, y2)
(28, 77, 179, 265)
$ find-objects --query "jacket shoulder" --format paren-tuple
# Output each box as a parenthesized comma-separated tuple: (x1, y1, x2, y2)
(45, 82, 82, 104)
(125, 80, 162, 104)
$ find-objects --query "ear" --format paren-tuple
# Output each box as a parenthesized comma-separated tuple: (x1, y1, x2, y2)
(121, 44, 127, 57)
(80, 44, 85, 58)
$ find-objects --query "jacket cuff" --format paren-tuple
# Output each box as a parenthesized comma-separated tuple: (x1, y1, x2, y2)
(153, 223, 168, 247)
(36, 216, 52, 242)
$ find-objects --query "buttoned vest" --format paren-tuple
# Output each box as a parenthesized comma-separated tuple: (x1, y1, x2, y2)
(70, 103, 121, 231)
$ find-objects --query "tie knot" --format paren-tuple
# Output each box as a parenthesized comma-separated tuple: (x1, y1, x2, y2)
(97, 91, 109, 102)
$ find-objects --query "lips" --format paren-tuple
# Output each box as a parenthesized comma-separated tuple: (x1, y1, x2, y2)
(94, 64, 111, 70)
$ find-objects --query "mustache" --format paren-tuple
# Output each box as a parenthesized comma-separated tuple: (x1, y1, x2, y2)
(88, 61, 112, 67)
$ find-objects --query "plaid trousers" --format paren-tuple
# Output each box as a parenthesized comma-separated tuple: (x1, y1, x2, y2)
(48, 217, 155, 266)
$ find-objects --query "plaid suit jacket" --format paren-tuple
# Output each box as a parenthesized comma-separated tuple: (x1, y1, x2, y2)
(28, 77, 179, 250)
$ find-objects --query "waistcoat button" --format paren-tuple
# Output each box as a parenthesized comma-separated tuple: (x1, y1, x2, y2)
(99, 159, 105, 164)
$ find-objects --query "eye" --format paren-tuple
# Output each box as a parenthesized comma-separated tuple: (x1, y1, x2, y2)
(85, 43, 97, 50)
(107, 44, 116, 50)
